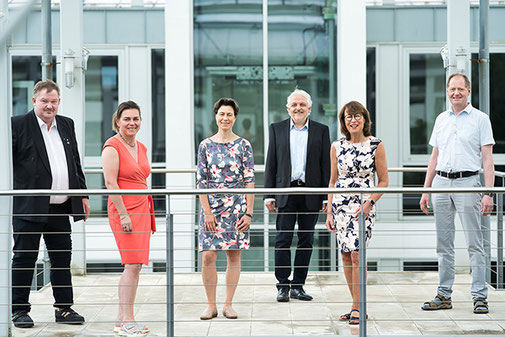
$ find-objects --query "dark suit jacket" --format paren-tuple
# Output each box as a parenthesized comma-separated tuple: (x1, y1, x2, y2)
(12, 110, 88, 222)
(264, 118, 331, 211)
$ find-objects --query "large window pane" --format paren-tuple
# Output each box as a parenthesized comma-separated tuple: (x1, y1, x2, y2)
(152, 49, 166, 163)
(409, 54, 445, 154)
(12, 56, 57, 116)
(194, 0, 264, 163)
(268, 1, 337, 140)
(85, 56, 119, 157)
(471, 53, 505, 154)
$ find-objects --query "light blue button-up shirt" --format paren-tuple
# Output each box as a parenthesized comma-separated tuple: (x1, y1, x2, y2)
(429, 104, 495, 172)
(290, 119, 309, 182)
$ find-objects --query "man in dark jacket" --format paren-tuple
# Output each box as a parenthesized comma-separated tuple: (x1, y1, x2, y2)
(11, 80, 90, 328)
(264, 88, 330, 302)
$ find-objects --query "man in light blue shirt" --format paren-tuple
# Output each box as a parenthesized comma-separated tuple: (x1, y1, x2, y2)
(420, 73, 495, 314)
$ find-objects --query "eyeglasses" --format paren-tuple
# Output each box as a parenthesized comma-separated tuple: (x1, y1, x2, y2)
(344, 113, 363, 121)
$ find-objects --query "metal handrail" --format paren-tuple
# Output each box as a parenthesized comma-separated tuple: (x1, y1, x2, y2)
(83, 167, 505, 177)
(3, 186, 505, 196)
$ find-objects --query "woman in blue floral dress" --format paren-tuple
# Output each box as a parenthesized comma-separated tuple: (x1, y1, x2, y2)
(325, 101, 388, 325)
(197, 98, 255, 320)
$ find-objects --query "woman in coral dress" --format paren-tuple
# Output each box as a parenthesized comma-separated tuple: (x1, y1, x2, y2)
(197, 98, 255, 320)
(102, 100, 155, 336)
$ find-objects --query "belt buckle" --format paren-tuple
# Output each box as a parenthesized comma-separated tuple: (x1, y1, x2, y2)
(296, 179, 303, 186)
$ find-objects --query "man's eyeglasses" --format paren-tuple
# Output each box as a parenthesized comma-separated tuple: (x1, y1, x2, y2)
(344, 113, 363, 122)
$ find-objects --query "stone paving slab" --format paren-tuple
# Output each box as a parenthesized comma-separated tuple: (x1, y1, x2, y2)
(10, 271, 505, 336)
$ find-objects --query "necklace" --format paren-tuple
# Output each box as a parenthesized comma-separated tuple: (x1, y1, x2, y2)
(118, 131, 135, 148)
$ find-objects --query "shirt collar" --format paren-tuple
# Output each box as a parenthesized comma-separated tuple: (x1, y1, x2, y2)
(449, 103, 473, 115)
(35, 113, 57, 130)
(290, 118, 309, 131)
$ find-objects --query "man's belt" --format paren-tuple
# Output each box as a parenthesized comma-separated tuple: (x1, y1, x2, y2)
(436, 170, 479, 179)
(290, 179, 305, 186)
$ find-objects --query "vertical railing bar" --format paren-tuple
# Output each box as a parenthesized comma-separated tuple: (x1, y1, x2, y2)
(358, 192, 367, 337)
(481, 172, 492, 284)
(166, 195, 174, 337)
(498, 182, 504, 289)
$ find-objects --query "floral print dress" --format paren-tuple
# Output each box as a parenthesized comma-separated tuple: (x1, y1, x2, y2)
(331, 137, 381, 252)
(197, 137, 255, 250)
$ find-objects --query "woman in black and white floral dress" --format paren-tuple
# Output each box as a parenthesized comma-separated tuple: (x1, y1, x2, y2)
(325, 101, 389, 325)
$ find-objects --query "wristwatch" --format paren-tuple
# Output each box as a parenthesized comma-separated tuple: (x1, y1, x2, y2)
(367, 199, 376, 206)
(484, 193, 495, 197)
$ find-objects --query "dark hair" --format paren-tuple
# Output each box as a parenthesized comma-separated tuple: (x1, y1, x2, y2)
(33, 80, 60, 97)
(112, 100, 141, 132)
(339, 101, 372, 140)
(447, 73, 471, 89)
(213, 97, 239, 116)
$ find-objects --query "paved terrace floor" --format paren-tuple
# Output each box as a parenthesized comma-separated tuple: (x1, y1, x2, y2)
(11, 272, 505, 336)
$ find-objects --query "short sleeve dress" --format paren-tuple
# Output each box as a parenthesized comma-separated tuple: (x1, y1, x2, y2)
(196, 137, 255, 251)
(103, 136, 156, 265)
(331, 137, 381, 252)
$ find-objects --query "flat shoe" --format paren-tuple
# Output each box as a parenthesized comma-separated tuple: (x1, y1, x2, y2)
(200, 307, 218, 320)
(222, 306, 238, 319)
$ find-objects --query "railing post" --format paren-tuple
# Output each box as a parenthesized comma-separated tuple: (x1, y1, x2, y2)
(358, 193, 367, 337)
(498, 190, 504, 289)
(166, 195, 174, 337)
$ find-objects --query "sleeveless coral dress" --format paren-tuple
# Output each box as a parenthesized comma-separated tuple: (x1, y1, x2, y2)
(103, 136, 156, 265)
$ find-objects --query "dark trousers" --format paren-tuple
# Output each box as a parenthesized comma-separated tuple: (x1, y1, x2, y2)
(275, 194, 319, 290)
(12, 202, 74, 313)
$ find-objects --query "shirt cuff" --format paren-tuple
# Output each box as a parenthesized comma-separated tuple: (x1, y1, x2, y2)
(264, 198, 275, 205)
(322, 200, 328, 204)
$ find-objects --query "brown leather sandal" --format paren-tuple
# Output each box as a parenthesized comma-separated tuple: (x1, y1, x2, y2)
(422, 294, 452, 310)
(473, 297, 489, 314)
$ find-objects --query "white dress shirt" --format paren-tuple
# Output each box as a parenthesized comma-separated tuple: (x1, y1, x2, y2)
(36, 115, 69, 204)
(429, 104, 495, 172)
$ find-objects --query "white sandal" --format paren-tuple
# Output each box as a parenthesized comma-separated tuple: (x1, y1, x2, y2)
(118, 322, 150, 336)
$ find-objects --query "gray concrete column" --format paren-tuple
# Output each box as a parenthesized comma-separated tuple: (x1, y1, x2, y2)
(337, 0, 366, 111)
(60, 0, 86, 276)
(0, 1, 12, 335)
(165, 1, 195, 272)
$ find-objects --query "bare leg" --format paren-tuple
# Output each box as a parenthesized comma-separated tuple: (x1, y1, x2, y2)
(341, 252, 355, 314)
(350, 251, 361, 313)
(202, 251, 218, 310)
(224, 250, 241, 310)
(117, 263, 142, 324)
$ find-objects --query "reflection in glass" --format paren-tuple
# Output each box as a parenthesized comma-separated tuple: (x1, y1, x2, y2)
(85, 56, 119, 156)
(471, 53, 505, 154)
(194, 0, 264, 163)
(12, 56, 57, 116)
(409, 54, 445, 154)
(268, 2, 337, 140)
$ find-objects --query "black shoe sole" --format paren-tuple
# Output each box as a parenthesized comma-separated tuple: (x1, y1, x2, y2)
(290, 296, 313, 301)
(55, 320, 85, 325)
(13, 322, 34, 329)
(277, 297, 290, 302)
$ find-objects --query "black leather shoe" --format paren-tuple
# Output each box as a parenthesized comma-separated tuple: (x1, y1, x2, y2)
(276, 288, 290, 302)
(290, 288, 313, 301)
(12, 311, 34, 328)
(55, 308, 85, 324)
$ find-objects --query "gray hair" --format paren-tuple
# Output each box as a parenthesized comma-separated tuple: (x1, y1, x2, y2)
(286, 88, 312, 108)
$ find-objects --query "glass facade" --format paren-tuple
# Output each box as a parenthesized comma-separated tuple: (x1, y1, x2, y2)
(409, 53, 445, 155)
(193, 0, 264, 164)
(12, 56, 57, 116)
(84, 56, 119, 157)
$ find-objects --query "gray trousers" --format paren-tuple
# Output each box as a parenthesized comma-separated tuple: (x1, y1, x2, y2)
(432, 174, 488, 299)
